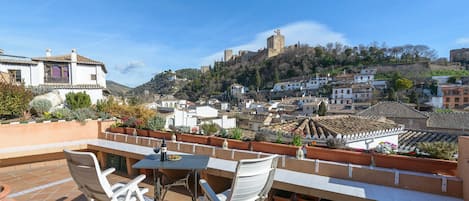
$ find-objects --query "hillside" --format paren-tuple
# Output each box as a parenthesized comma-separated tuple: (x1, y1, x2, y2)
(127, 69, 199, 97)
(129, 43, 440, 101)
(106, 80, 132, 96)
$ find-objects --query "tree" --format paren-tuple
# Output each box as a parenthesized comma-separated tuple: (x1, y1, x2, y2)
(409, 90, 418, 104)
(395, 78, 413, 91)
(274, 68, 280, 84)
(387, 88, 397, 101)
(318, 102, 327, 116)
(255, 68, 261, 92)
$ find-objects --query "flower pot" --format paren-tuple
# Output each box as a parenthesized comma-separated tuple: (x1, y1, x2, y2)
(108, 127, 125, 134)
(180, 134, 210, 145)
(136, 129, 149, 137)
(210, 136, 250, 150)
(251, 141, 298, 156)
(149, 130, 173, 140)
(124, 127, 136, 135)
(306, 146, 372, 165)
(373, 153, 457, 176)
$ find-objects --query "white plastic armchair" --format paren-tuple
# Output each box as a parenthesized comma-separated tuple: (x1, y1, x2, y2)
(199, 154, 278, 201)
(64, 149, 149, 201)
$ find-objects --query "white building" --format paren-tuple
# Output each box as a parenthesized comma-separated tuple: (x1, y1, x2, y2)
(195, 106, 218, 118)
(331, 86, 353, 105)
(331, 84, 373, 105)
(271, 81, 303, 92)
(354, 69, 376, 83)
(0, 49, 107, 104)
(202, 115, 237, 129)
(230, 83, 247, 97)
(304, 75, 331, 90)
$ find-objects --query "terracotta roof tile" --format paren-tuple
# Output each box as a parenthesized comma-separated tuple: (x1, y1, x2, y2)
(357, 101, 427, 119)
(399, 130, 459, 152)
(33, 54, 107, 73)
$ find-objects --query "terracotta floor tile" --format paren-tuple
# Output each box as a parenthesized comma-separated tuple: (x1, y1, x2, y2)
(1, 160, 194, 201)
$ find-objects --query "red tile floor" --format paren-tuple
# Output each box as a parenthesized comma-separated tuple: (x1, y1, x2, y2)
(0, 160, 193, 201)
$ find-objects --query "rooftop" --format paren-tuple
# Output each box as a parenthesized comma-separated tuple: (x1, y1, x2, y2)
(262, 115, 400, 138)
(358, 101, 428, 119)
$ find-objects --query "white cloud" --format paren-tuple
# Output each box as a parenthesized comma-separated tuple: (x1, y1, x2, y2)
(200, 21, 348, 66)
(456, 37, 469, 45)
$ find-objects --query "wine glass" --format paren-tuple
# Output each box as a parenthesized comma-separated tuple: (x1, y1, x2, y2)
(152, 146, 160, 160)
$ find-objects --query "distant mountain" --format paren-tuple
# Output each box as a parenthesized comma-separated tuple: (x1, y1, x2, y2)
(106, 80, 132, 96)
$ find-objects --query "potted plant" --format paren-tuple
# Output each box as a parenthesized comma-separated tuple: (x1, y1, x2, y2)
(135, 118, 149, 137)
(147, 115, 171, 139)
(210, 128, 250, 150)
(108, 122, 124, 134)
(122, 116, 137, 134)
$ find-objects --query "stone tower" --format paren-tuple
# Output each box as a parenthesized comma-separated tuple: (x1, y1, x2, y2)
(224, 49, 233, 62)
(450, 48, 469, 64)
(267, 29, 285, 58)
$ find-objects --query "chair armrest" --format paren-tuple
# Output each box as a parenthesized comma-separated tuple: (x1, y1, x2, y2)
(102, 167, 116, 177)
(113, 174, 147, 198)
(199, 179, 220, 201)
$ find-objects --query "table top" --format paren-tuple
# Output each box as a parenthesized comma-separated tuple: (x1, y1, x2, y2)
(132, 154, 210, 170)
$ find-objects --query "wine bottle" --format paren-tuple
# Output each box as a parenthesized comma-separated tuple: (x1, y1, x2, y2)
(160, 139, 167, 161)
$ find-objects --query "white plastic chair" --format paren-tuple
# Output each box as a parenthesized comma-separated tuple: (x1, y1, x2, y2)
(199, 155, 278, 201)
(64, 149, 149, 201)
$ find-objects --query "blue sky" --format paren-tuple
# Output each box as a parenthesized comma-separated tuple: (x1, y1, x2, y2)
(1, 0, 469, 87)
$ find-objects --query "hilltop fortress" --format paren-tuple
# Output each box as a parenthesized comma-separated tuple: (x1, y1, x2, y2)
(223, 29, 299, 63)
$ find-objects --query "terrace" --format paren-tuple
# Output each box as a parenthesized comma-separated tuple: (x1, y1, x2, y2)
(0, 120, 467, 201)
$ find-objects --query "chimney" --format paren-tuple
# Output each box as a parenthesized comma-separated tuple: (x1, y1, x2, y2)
(46, 48, 52, 57)
(71, 49, 77, 62)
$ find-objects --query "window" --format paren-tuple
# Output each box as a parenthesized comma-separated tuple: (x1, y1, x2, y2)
(91, 74, 97, 80)
(464, 97, 469, 103)
(455, 98, 460, 103)
(446, 97, 450, 102)
(45, 63, 69, 83)
(8, 70, 21, 83)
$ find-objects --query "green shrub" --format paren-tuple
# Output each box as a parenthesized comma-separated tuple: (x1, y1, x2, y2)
(292, 134, 302, 146)
(66, 92, 91, 110)
(0, 83, 33, 118)
(230, 128, 242, 140)
(30, 99, 52, 116)
(275, 132, 283, 143)
(417, 141, 458, 160)
(52, 108, 74, 120)
(201, 122, 219, 136)
(73, 108, 96, 123)
(147, 116, 166, 131)
(122, 116, 137, 127)
(97, 112, 111, 120)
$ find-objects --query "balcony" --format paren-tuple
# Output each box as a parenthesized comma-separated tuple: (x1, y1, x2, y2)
(0, 120, 466, 201)
(44, 76, 69, 84)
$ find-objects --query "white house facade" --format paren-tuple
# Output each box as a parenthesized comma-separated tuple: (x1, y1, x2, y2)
(272, 81, 303, 92)
(0, 49, 107, 104)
